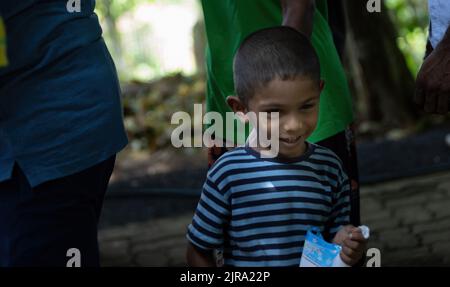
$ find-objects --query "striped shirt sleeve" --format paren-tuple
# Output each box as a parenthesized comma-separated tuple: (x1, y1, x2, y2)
(186, 173, 230, 251)
(328, 168, 351, 237)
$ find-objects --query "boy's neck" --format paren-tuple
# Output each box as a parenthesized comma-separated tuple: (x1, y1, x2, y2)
(247, 140, 309, 160)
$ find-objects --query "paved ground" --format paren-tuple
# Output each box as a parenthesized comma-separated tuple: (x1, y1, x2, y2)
(361, 171, 450, 266)
(98, 170, 450, 267)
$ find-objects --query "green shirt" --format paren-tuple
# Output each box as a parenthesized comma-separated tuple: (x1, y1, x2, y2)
(201, 0, 353, 144)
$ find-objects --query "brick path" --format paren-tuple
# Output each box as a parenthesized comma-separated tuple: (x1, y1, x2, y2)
(361, 171, 450, 266)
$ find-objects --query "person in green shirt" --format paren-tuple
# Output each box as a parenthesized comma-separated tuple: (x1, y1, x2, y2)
(200, 0, 360, 226)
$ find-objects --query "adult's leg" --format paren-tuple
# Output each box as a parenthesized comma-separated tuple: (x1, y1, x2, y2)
(0, 156, 115, 267)
(317, 125, 361, 226)
(327, 0, 346, 59)
(0, 175, 20, 267)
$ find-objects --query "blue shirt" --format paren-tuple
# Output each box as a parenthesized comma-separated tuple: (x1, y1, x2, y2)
(0, 0, 128, 187)
(187, 143, 351, 267)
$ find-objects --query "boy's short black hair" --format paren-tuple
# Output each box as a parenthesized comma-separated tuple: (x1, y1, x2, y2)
(233, 26, 320, 105)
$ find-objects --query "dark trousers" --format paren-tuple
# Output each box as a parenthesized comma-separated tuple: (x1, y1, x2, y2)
(0, 156, 115, 267)
(318, 127, 360, 226)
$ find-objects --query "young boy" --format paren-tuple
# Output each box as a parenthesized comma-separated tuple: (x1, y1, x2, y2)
(186, 27, 367, 267)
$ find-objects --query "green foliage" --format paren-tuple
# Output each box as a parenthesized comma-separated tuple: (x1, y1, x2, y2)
(96, 0, 149, 21)
(386, 0, 429, 76)
(95, 0, 196, 81)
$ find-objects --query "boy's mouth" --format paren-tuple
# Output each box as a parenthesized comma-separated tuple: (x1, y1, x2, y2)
(279, 135, 302, 145)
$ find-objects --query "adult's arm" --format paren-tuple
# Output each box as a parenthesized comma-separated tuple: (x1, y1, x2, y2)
(415, 25, 450, 114)
(280, 0, 316, 38)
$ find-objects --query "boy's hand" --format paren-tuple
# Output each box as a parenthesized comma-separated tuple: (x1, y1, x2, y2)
(332, 225, 368, 266)
(186, 242, 216, 267)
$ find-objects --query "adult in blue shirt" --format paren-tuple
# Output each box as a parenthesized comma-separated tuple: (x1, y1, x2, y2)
(0, 0, 128, 266)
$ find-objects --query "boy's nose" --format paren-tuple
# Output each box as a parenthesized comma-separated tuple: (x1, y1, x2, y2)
(283, 116, 302, 133)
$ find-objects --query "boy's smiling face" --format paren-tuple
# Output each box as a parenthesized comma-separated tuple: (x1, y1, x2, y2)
(246, 76, 323, 158)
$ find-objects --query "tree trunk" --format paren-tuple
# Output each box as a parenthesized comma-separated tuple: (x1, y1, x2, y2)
(193, 19, 206, 77)
(343, 1, 420, 131)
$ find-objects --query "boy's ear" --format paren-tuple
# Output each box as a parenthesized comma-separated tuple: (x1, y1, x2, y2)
(226, 95, 249, 123)
(226, 96, 247, 113)
(319, 80, 325, 92)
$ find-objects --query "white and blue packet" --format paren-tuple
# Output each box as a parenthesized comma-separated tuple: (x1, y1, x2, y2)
(300, 226, 370, 267)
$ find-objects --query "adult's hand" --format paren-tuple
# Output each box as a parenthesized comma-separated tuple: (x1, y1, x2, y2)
(415, 27, 450, 114)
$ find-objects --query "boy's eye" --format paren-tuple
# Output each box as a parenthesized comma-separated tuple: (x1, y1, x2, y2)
(264, 109, 281, 114)
(300, 103, 316, 110)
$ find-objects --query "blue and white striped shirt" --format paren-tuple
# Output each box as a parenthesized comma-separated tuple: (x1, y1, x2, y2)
(187, 143, 351, 267)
